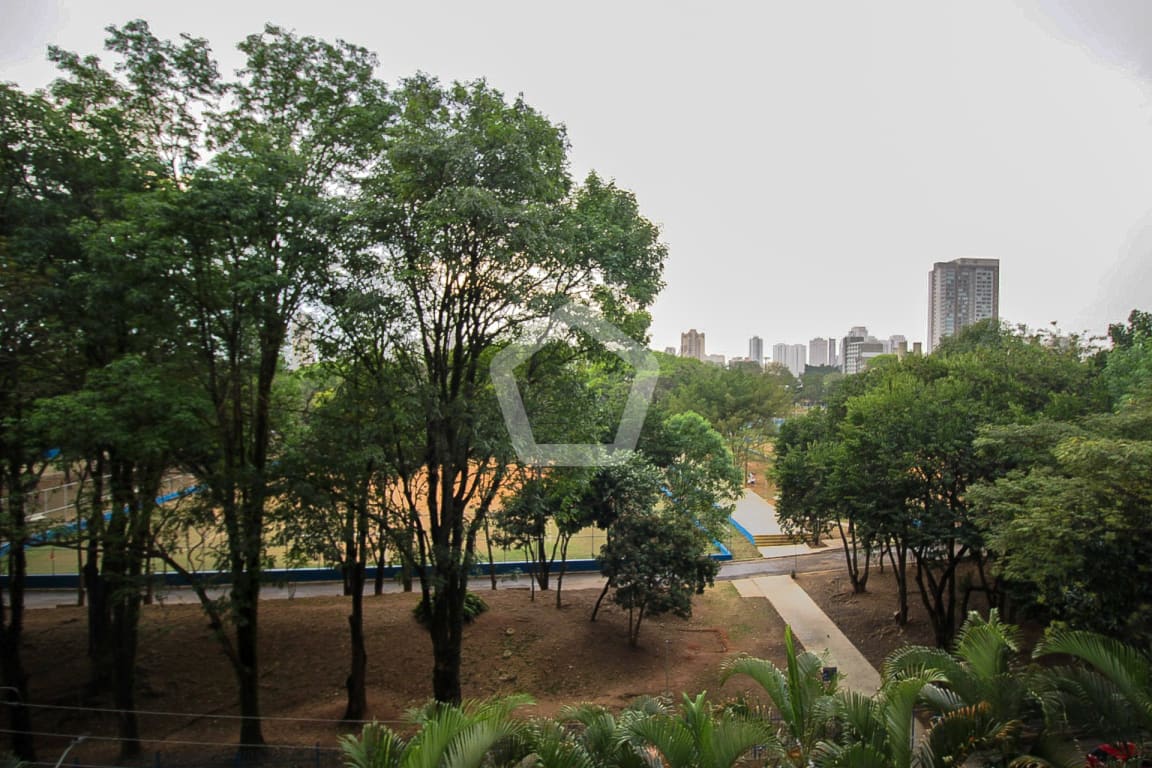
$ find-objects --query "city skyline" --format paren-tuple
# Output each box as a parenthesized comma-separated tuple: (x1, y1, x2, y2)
(6, 3, 1151, 362)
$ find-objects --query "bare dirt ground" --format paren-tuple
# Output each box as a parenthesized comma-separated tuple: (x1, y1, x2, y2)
(19, 582, 792, 764)
(795, 567, 939, 671)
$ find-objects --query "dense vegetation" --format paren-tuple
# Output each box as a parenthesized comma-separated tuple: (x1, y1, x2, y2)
(0, 21, 790, 761)
(775, 313, 1152, 648)
(338, 613, 1152, 768)
(3, 17, 1149, 765)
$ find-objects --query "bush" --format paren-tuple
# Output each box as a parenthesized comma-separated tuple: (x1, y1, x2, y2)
(412, 592, 489, 627)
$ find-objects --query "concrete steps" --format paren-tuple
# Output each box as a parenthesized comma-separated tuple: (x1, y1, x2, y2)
(753, 533, 796, 547)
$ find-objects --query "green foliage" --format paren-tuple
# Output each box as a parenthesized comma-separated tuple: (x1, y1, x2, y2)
(651, 354, 791, 472)
(969, 397, 1152, 641)
(413, 593, 490, 628)
(720, 626, 838, 766)
(340, 696, 532, 768)
(597, 503, 719, 647)
(625, 692, 781, 768)
(882, 610, 1080, 766)
(1035, 627, 1152, 741)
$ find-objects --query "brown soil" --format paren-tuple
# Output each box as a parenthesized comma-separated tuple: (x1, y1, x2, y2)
(19, 582, 790, 764)
(795, 568, 939, 671)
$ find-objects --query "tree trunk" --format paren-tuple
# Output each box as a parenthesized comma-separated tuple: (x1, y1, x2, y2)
(483, 517, 498, 591)
(428, 565, 465, 704)
(85, 454, 110, 692)
(0, 482, 35, 762)
(590, 578, 612, 622)
(232, 568, 265, 751)
(344, 560, 367, 721)
(887, 538, 909, 625)
(555, 535, 571, 609)
(112, 593, 142, 758)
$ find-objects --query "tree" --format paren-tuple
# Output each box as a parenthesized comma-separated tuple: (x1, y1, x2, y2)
(274, 364, 398, 722)
(968, 401, 1152, 642)
(598, 503, 720, 647)
(36, 358, 202, 755)
(493, 467, 590, 601)
(145, 23, 389, 749)
(720, 626, 838, 767)
(362, 75, 665, 702)
(655, 355, 791, 474)
(1102, 309, 1152, 408)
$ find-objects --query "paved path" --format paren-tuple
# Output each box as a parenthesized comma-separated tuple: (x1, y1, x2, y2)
(732, 574, 881, 694)
(731, 489, 782, 534)
(730, 489, 816, 559)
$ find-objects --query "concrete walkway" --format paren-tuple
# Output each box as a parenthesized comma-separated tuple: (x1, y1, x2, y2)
(732, 574, 881, 694)
(730, 489, 816, 559)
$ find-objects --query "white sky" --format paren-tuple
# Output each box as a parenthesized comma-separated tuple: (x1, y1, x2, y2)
(3, 0, 1151, 359)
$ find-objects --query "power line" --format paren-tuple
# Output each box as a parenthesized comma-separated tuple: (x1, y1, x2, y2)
(0, 727, 344, 752)
(0, 699, 405, 726)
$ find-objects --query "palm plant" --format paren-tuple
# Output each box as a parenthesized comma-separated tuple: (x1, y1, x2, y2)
(719, 624, 837, 766)
(340, 695, 532, 768)
(625, 692, 782, 768)
(1034, 627, 1152, 743)
(882, 609, 1078, 766)
(814, 674, 1028, 768)
(530, 696, 671, 768)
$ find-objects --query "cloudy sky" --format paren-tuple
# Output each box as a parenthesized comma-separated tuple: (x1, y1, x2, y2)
(3, 1, 1151, 359)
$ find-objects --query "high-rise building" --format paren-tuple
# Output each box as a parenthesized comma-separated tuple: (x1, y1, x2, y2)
(808, 337, 837, 367)
(772, 343, 806, 378)
(663, 346, 677, 356)
(748, 335, 764, 367)
(680, 329, 706, 361)
(704, 353, 726, 366)
(927, 258, 1000, 352)
(840, 326, 887, 375)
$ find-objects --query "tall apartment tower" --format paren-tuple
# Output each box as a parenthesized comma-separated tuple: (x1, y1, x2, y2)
(680, 329, 706, 361)
(928, 258, 1000, 352)
(772, 343, 807, 378)
(748, 336, 764, 366)
(808, 337, 837, 367)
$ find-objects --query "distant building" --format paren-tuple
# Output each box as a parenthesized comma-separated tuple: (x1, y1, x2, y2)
(927, 258, 1000, 352)
(664, 346, 677, 356)
(808, 337, 837, 367)
(887, 334, 908, 357)
(772, 343, 806, 378)
(729, 356, 759, 371)
(840, 326, 886, 375)
(704, 353, 726, 366)
(680, 329, 706, 361)
(748, 336, 764, 367)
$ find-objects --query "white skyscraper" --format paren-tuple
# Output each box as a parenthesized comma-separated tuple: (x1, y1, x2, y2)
(808, 337, 837, 367)
(772, 343, 806, 378)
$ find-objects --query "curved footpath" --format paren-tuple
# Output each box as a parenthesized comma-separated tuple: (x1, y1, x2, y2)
(727, 490, 881, 693)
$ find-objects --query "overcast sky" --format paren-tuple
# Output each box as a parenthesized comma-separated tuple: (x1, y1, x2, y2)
(3, 1, 1151, 359)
